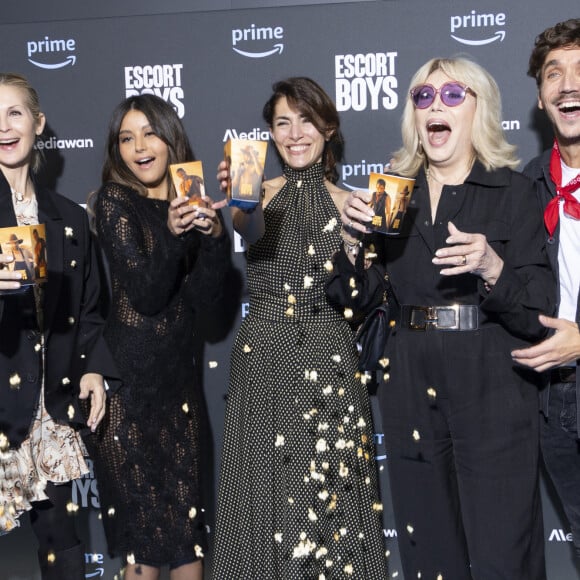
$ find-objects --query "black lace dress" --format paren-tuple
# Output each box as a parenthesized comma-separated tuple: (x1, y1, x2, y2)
(90, 182, 230, 567)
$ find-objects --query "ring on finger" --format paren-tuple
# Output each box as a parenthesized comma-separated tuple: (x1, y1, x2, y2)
(461, 255, 467, 266)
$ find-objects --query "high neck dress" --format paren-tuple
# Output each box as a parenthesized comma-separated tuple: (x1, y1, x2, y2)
(213, 163, 387, 578)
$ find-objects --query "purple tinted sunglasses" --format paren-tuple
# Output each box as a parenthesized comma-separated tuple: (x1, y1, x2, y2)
(410, 82, 474, 109)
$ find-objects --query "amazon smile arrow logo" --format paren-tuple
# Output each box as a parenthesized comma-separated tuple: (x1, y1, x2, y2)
(28, 55, 76, 69)
(232, 43, 283, 58)
(451, 30, 505, 46)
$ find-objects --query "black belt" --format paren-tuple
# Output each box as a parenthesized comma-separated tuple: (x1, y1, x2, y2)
(401, 304, 479, 331)
(549, 367, 577, 384)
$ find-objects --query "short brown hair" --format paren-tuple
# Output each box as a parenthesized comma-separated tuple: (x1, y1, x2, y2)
(528, 19, 580, 87)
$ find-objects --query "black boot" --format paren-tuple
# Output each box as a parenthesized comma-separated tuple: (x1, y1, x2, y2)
(38, 542, 86, 580)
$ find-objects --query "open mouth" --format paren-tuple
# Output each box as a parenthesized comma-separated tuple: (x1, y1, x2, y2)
(558, 100, 580, 114)
(136, 157, 155, 166)
(427, 121, 451, 133)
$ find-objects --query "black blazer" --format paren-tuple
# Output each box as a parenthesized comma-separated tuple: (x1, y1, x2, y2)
(0, 171, 119, 449)
(524, 150, 580, 432)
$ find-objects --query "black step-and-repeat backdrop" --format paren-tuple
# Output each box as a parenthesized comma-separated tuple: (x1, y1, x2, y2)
(1, 1, 578, 578)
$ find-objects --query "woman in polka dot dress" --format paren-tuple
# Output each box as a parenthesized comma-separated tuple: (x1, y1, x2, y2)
(213, 77, 387, 579)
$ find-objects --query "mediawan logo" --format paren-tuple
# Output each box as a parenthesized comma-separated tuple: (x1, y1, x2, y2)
(125, 64, 185, 118)
(335, 52, 398, 112)
(27, 36, 76, 70)
(231, 24, 284, 58)
(548, 528, 573, 542)
(36, 136, 94, 151)
(450, 10, 506, 46)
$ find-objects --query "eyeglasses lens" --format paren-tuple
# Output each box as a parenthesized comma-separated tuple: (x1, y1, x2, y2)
(411, 83, 467, 109)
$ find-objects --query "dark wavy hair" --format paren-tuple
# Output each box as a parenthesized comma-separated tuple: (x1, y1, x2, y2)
(528, 18, 580, 87)
(262, 77, 344, 184)
(101, 94, 194, 199)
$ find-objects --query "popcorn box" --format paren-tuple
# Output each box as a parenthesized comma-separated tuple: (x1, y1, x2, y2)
(0, 223, 47, 287)
(224, 139, 267, 210)
(169, 160, 208, 208)
(367, 173, 415, 235)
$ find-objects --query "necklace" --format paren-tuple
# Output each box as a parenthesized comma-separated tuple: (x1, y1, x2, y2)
(11, 187, 27, 204)
(426, 166, 472, 187)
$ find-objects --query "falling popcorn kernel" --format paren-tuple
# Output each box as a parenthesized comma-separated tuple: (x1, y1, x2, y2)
(308, 244, 315, 255)
(62, 377, 71, 385)
(412, 430, 420, 441)
(379, 357, 389, 368)
(322, 385, 332, 395)
(70, 260, 77, 269)
(34, 343, 42, 352)
(288, 294, 297, 304)
(343, 307, 353, 320)
(107, 507, 116, 517)
(47, 551, 56, 564)
(286, 306, 295, 317)
(243, 344, 252, 353)
(0, 433, 8, 452)
(274, 532, 283, 543)
(324, 260, 333, 272)
(344, 563, 354, 575)
(208, 361, 218, 369)
(357, 417, 366, 428)
(318, 489, 329, 501)
(304, 276, 314, 289)
(64, 227, 74, 238)
(66, 501, 79, 513)
(323, 217, 338, 232)
(427, 387, 437, 399)
(308, 508, 318, 521)
(389, 319, 397, 328)
(288, 497, 295, 504)
(331, 354, 341, 364)
(372, 502, 384, 512)
(275, 434, 285, 447)
(127, 553, 136, 565)
(182, 403, 190, 414)
(9, 373, 21, 390)
(67, 405, 75, 420)
(406, 524, 414, 535)
(189, 507, 197, 519)
(194, 545, 204, 558)
(350, 289, 359, 298)
(316, 438, 328, 453)
(339, 462, 349, 477)
(349, 277, 356, 288)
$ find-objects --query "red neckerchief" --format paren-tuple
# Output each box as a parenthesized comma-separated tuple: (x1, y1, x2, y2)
(544, 140, 580, 237)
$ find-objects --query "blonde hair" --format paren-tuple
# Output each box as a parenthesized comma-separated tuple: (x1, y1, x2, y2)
(0, 73, 45, 173)
(391, 57, 519, 177)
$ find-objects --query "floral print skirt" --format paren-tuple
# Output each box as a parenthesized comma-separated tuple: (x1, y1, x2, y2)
(0, 389, 88, 534)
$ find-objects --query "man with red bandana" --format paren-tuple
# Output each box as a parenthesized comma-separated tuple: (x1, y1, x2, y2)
(512, 17, 580, 561)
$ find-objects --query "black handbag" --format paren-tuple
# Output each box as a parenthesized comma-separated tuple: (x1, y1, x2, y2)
(355, 276, 398, 372)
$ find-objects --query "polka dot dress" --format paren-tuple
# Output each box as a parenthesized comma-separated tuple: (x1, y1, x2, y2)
(213, 164, 388, 579)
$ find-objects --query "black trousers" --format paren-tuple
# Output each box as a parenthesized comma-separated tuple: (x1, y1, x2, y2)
(381, 327, 546, 580)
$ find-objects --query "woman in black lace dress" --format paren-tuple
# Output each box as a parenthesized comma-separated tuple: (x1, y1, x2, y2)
(90, 94, 230, 580)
